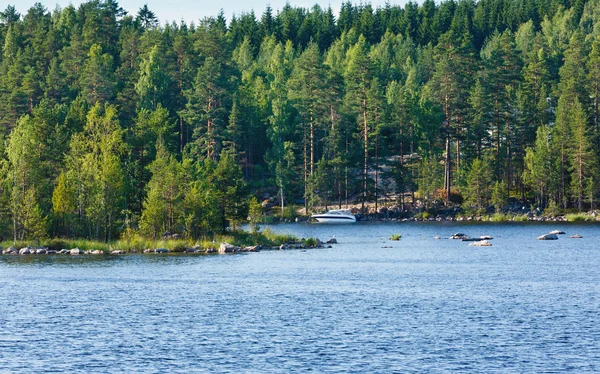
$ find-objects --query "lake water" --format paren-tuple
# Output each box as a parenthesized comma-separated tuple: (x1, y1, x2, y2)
(1, 222, 600, 372)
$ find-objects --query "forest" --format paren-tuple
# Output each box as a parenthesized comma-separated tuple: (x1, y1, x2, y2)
(1, 0, 600, 242)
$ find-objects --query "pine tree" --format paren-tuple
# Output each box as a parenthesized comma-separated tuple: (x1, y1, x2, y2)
(344, 35, 373, 213)
(569, 98, 597, 211)
(288, 42, 328, 211)
(79, 44, 115, 104)
(464, 156, 493, 212)
(183, 56, 231, 160)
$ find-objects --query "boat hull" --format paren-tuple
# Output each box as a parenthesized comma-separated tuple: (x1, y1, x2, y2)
(312, 216, 357, 223)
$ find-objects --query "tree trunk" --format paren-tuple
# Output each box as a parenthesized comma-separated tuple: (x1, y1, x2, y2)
(362, 99, 368, 214)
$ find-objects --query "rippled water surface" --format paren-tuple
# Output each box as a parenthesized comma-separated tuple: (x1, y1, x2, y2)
(2, 222, 600, 373)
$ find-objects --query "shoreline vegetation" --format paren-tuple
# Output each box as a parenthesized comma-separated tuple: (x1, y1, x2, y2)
(2, 208, 597, 255)
(0, 228, 334, 255)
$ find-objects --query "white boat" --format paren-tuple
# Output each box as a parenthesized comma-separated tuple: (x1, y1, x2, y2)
(311, 209, 358, 223)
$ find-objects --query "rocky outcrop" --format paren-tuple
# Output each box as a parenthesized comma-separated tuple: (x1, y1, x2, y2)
(110, 250, 125, 254)
(326, 237, 338, 244)
(70, 248, 83, 255)
(549, 230, 566, 235)
(537, 233, 558, 240)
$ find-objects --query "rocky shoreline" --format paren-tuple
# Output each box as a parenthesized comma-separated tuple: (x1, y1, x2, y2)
(0, 238, 339, 256)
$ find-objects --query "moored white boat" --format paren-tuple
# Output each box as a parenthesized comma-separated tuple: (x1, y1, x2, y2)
(311, 209, 358, 223)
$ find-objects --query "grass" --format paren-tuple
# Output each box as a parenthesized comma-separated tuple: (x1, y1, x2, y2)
(390, 234, 402, 240)
(512, 214, 530, 222)
(565, 213, 594, 222)
(490, 213, 511, 222)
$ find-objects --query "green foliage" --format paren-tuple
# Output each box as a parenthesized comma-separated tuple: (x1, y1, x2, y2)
(464, 157, 493, 211)
(248, 196, 264, 233)
(490, 213, 511, 222)
(566, 213, 593, 222)
(390, 234, 402, 240)
(1, 0, 600, 244)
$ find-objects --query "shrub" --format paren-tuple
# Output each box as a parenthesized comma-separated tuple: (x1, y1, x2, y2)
(390, 234, 402, 240)
(566, 213, 590, 222)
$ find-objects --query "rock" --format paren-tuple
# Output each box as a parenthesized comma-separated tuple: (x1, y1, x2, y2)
(326, 237, 338, 244)
(47, 250, 57, 254)
(549, 230, 566, 235)
(279, 244, 287, 250)
(205, 247, 217, 253)
(434, 236, 441, 240)
(219, 243, 239, 254)
(243, 245, 261, 252)
(110, 250, 125, 254)
(569, 234, 583, 238)
(537, 233, 558, 240)
(449, 233, 468, 239)
(70, 248, 83, 255)
(58, 249, 69, 254)
(143, 248, 153, 253)
(315, 238, 322, 246)
(35, 248, 47, 255)
(91, 250, 104, 255)
(19, 247, 32, 255)
(479, 236, 493, 240)
(3, 247, 17, 255)
(469, 240, 492, 247)
(184, 247, 197, 253)
(155, 248, 169, 254)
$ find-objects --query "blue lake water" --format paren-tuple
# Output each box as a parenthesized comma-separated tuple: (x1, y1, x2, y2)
(1, 222, 600, 372)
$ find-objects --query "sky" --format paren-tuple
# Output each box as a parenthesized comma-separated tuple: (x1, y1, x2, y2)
(7, 0, 408, 25)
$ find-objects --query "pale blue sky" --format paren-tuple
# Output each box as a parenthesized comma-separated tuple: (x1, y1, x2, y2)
(7, 0, 408, 25)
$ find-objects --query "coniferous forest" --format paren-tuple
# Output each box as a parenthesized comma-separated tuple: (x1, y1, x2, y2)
(2, 0, 600, 242)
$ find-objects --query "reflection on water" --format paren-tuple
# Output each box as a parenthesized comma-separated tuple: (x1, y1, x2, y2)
(1, 222, 600, 372)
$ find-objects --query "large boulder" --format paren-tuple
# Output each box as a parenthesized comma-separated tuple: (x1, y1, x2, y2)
(537, 233, 558, 240)
(326, 237, 338, 244)
(19, 247, 32, 255)
(91, 250, 104, 255)
(549, 230, 566, 235)
(219, 242, 240, 254)
(70, 248, 83, 255)
(111, 250, 125, 254)
(35, 248, 47, 255)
